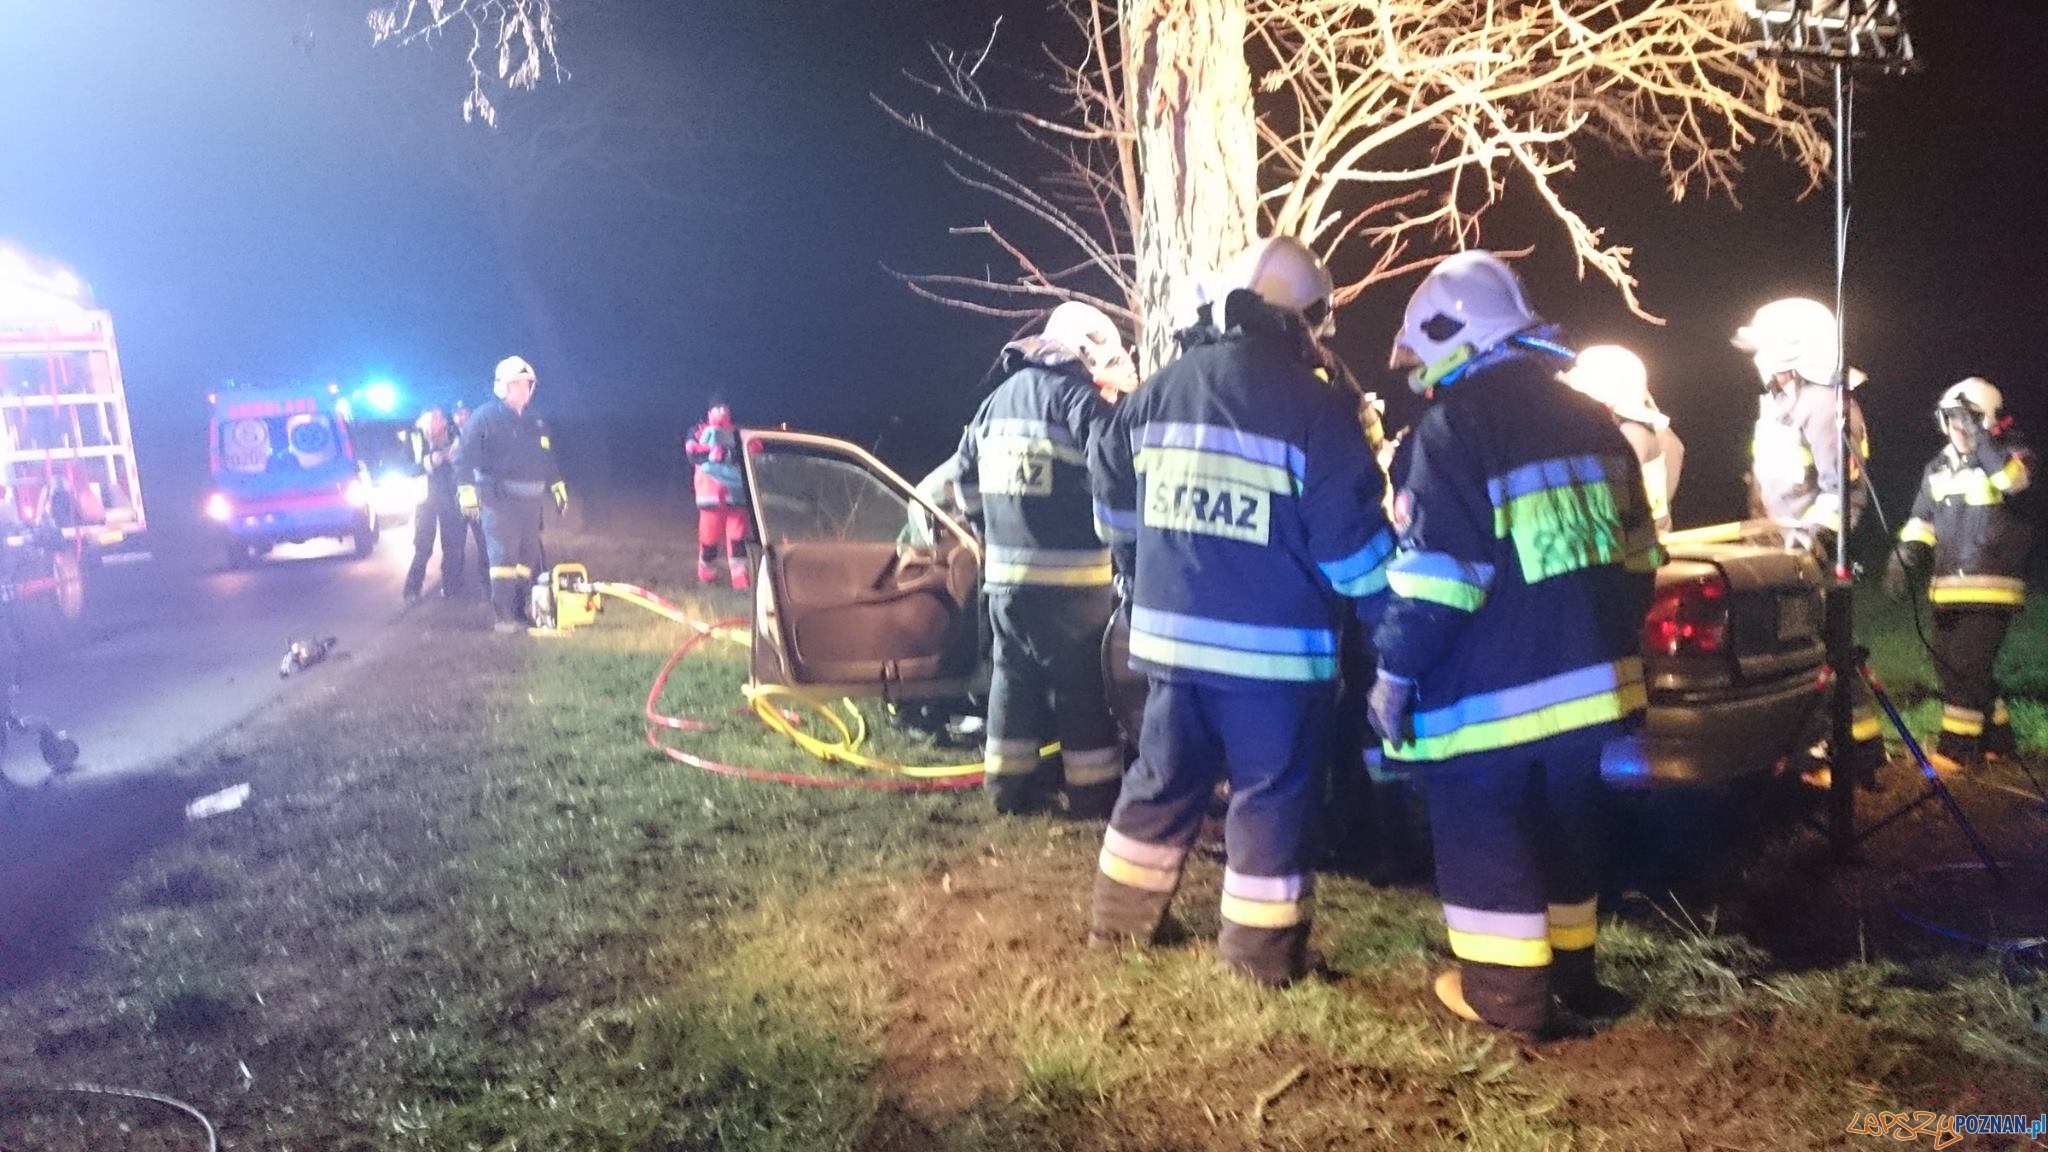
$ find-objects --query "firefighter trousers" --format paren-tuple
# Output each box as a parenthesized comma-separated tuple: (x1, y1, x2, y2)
(481, 495, 544, 624)
(1932, 605, 2019, 762)
(984, 585, 1122, 814)
(405, 497, 468, 598)
(1423, 729, 1606, 1033)
(1092, 679, 1331, 986)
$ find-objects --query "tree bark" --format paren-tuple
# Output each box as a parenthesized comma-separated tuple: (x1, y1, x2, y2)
(1126, 0, 1259, 373)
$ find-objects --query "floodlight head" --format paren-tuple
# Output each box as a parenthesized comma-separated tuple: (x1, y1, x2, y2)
(1739, 0, 1917, 73)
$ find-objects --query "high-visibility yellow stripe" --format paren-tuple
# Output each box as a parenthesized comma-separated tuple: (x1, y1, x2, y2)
(1928, 467, 2005, 506)
(1447, 928, 1552, 968)
(1851, 713, 1883, 743)
(1941, 705, 1986, 737)
(1993, 699, 2011, 726)
(1387, 570, 1486, 612)
(1899, 518, 1937, 548)
(1134, 445, 1294, 495)
(1992, 455, 2031, 494)
(1547, 899, 1598, 951)
(1387, 682, 1647, 763)
(1492, 481, 1627, 583)
(1098, 848, 1179, 894)
(1220, 892, 1305, 930)
(984, 562, 1113, 587)
(1929, 576, 2025, 607)
(490, 565, 525, 578)
(1128, 631, 1336, 683)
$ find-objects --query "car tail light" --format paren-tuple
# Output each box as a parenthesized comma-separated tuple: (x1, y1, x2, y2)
(1643, 572, 1729, 656)
(205, 492, 233, 522)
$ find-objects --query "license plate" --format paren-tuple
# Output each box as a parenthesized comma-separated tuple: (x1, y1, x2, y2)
(1777, 594, 1814, 642)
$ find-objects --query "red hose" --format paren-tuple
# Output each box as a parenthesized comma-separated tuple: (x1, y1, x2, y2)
(641, 616, 984, 792)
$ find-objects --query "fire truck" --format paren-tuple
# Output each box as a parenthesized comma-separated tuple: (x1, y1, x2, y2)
(0, 244, 149, 643)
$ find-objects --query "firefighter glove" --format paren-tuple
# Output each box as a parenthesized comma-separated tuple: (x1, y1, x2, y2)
(457, 484, 480, 518)
(550, 480, 569, 515)
(1368, 670, 1416, 748)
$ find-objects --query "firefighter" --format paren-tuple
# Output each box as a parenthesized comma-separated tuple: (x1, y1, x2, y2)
(1884, 378, 2033, 769)
(1088, 237, 1395, 986)
(454, 356, 566, 634)
(686, 401, 750, 589)
(451, 400, 491, 597)
(1563, 344, 1685, 533)
(402, 406, 467, 602)
(1731, 298, 1885, 772)
(1371, 251, 1659, 1038)
(1733, 297, 1869, 542)
(951, 301, 1131, 818)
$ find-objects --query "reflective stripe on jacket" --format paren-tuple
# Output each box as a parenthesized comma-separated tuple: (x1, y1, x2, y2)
(953, 337, 1113, 589)
(1091, 303, 1393, 686)
(1902, 428, 2033, 607)
(1375, 335, 1659, 762)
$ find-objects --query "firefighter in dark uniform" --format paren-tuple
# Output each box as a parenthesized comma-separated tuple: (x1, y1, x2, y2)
(402, 406, 467, 602)
(452, 400, 492, 597)
(1885, 377, 2033, 769)
(952, 301, 1135, 817)
(1371, 251, 1659, 1039)
(454, 355, 567, 633)
(1089, 237, 1395, 986)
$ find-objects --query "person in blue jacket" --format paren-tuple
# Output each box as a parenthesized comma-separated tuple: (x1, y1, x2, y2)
(1371, 251, 1660, 1039)
(1087, 237, 1395, 986)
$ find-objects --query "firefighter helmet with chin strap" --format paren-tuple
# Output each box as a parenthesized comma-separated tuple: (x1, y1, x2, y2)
(1390, 250, 1540, 394)
(1563, 344, 1662, 425)
(1732, 297, 1838, 387)
(1936, 376, 2003, 433)
(1042, 300, 1136, 393)
(493, 355, 536, 397)
(1215, 236, 1335, 338)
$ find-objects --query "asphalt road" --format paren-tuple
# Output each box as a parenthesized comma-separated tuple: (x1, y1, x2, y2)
(0, 518, 450, 785)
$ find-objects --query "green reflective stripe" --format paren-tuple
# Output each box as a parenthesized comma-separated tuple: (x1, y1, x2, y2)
(1492, 480, 1627, 583)
(1128, 630, 1336, 683)
(1386, 681, 1647, 762)
(1900, 518, 1937, 547)
(1624, 525, 1666, 573)
(1388, 570, 1486, 611)
(1135, 445, 1296, 494)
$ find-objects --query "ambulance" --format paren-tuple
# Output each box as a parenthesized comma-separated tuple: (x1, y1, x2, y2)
(205, 383, 380, 567)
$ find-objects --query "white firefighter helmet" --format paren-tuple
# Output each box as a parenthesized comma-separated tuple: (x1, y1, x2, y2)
(1390, 250, 1540, 394)
(1563, 344, 1662, 425)
(493, 355, 537, 397)
(1732, 297, 1838, 387)
(1043, 300, 1137, 394)
(1216, 236, 1334, 336)
(1936, 376, 2003, 432)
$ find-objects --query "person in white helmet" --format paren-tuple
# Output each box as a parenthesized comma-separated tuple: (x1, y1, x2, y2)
(1373, 250, 1660, 1039)
(1563, 345, 1685, 532)
(1087, 237, 1395, 986)
(1884, 378, 2034, 769)
(1732, 298, 1869, 542)
(949, 300, 1134, 818)
(452, 355, 566, 633)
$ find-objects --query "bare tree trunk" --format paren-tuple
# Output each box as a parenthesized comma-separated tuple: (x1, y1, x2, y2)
(1126, 0, 1259, 373)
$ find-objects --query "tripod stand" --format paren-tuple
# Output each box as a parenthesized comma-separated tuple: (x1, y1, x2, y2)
(1830, 647, 2004, 882)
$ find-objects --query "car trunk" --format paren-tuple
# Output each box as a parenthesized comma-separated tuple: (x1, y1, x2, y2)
(1645, 543, 1827, 701)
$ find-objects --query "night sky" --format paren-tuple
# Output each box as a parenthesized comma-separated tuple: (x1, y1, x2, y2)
(3, 0, 2043, 540)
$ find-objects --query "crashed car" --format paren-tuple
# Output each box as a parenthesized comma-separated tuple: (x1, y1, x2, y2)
(738, 428, 1832, 790)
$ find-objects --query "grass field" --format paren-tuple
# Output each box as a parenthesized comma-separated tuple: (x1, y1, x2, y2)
(0, 524, 2042, 1150)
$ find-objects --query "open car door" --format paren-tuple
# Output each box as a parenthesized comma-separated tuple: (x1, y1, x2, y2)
(741, 430, 984, 702)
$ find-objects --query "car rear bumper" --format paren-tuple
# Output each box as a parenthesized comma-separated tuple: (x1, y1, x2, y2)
(220, 504, 370, 544)
(1601, 673, 1825, 790)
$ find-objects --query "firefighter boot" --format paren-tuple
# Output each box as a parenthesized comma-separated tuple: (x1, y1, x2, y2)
(1088, 869, 1174, 950)
(1219, 920, 1311, 987)
(1933, 730, 1982, 774)
(1550, 947, 1634, 1020)
(1064, 781, 1120, 821)
(1436, 966, 1592, 1042)
(1983, 700, 2017, 761)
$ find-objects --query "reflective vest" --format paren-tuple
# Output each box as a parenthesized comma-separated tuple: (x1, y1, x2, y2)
(688, 423, 746, 508)
(953, 338, 1114, 589)
(1091, 307, 1393, 685)
(1375, 336, 1661, 762)
(1748, 380, 1868, 532)
(1900, 429, 2033, 607)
